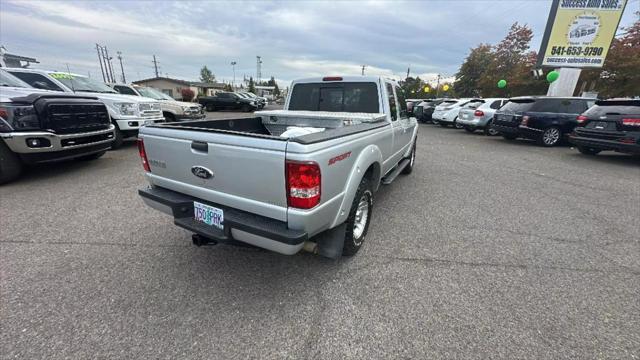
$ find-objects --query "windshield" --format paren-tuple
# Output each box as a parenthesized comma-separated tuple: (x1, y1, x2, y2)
(0, 69, 31, 88)
(585, 103, 640, 116)
(137, 87, 173, 100)
(465, 100, 484, 109)
(50, 73, 118, 93)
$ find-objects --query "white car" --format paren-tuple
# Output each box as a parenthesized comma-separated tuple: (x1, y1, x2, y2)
(6, 68, 164, 149)
(431, 98, 471, 128)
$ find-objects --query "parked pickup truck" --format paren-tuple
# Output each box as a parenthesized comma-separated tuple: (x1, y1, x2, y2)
(138, 76, 418, 258)
(198, 92, 259, 112)
(6, 68, 164, 149)
(109, 84, 205, 122)
(0, 69, 115, 184)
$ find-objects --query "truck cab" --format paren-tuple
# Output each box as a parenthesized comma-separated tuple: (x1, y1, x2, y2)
(6, 68, 164, 148)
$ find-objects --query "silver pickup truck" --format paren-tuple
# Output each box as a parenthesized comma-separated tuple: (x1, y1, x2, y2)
(138, 76, 418, 258)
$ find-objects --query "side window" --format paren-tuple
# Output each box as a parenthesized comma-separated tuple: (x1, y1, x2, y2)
(114, 85, 137, 96)
(395, 86, 408, 119)
(490, 100, 502, 109)
(567, 100, 588, 114)
(161, 89, 173, 97)
(533, 99, 563, 112)
(386, 83, 397, 121)
(9, 72, 64, 91)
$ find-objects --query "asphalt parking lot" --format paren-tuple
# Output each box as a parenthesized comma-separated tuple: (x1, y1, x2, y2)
(1, 116, 639, 359)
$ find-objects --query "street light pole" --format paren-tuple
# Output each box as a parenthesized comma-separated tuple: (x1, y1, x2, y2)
(435, 74, 441, 98)
(231, 61, 237, 89)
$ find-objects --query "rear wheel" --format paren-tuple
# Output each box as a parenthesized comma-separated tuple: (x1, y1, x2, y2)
(484, 121, 500, 136)
(0, 141, 23, 185)
(538, 126, 561, 147)
(464, 126, 475, 133)
(577, 146, 601, 155)
(453, 117, 464, 129)
(502, 133, 518, 140)
(343, 177, 373, 256)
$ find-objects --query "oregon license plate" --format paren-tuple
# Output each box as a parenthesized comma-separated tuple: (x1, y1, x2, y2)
(194, 202, 224, 230)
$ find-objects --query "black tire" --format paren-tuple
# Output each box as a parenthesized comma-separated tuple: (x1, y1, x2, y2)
(77, 151, 106, 161)
(343, 177, 373, 256)
(163, 112, 176, 122)
(432, 119, 440, 125)
(111, 126, 124, 150)
(464, 126, 475, 133)
(401, 141, 416, 175)
(577, 146, 601, 155)
(453, 117, 464, 129)
(0, 141, 23, 185)
(439, 122, 449, 128)
(205, 103, 215, 112)
(538, 126, 562, 147)
(484, 121, 500, 136)
(241, 104, 252, 112)
(502, 133, 518, 140)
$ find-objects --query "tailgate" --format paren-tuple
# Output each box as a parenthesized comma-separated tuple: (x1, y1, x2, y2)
(140, 126, 288, 221)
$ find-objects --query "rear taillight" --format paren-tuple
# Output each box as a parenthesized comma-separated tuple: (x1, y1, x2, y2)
(474, 110, 484, 117)
(576, 115, 588, 125)
(322, 76, 343, 81)
(286, 160, 321, 209)
(622, 118, 640, 126)
(521, 115, 530, 126)
(137, 138, 150, 172)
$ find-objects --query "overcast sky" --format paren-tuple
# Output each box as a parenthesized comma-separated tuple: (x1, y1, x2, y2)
(1, 0, 638, 87)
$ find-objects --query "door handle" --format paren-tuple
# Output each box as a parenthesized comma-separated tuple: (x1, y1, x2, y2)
(191, 141, 208, 153)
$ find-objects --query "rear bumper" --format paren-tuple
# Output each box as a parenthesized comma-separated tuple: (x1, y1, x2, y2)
(457, 117, 489, 128)
(569, 135, 640, 154)
(138, 186, 308, 255)
(1, 125, 115, 154)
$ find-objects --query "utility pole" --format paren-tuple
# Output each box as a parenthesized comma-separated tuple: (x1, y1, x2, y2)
(152, 55, 159, 78)
(117, 51, 126, 83)
(406, 66, 410, 79)
(96, 44, 106, 82)
(256, 56, 262, 83)
(231, 61, 237, 89)
(361, 65, 366, 76)
(103, 46, 115, 83)
(435, 74, 442, 98)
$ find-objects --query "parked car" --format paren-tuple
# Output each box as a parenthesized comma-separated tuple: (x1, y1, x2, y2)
(236, 92, 264, 110)
(413, 99, 444, 123)
(240, 92, 268, 108)
(457, 98, 508, 135)
(198, 92, 259, 112)
(110, 83, 205, 122)
(6, 68, 164, 149)
(137, 76, 417, 258)
(569, 99, 640, 156)
(432, 98, 470, 128)
(0, 69, 115, 184)
(406, 98, 428, 115)
(491, 96, 596, 147)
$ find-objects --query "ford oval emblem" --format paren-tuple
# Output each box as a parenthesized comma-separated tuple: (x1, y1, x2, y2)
(191, 166, 214, 179)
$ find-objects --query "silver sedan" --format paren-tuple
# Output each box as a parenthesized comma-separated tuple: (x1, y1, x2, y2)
(457, 98, 508, 135)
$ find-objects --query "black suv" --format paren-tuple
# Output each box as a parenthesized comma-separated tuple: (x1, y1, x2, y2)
(198, 92, 259, 112)
(569, 99, 640, 156)
(413, 99, 444, 123)
(491, 96, 595, 146)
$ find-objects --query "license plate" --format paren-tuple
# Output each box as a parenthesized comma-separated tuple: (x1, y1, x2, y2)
(194, 202, 224, 230)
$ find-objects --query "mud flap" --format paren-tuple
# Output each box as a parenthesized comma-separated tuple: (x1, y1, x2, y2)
(315, 223, 347, 259)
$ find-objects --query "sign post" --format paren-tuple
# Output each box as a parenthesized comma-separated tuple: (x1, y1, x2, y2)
(537, 0, 628, 96)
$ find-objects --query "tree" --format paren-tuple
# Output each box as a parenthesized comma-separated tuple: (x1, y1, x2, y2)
(578, 13, 640, 98)
(476, 22, 546, 97)
(248, 77, 256, 93)
(181, 88, 195, 102)
(266, 76, 280, 96)
(454, 44, 493, 97)
(199, 66, 215, 83)
(223, 83, 233, 91)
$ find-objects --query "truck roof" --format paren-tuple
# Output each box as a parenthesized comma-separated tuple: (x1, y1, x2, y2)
(291, 76, 395, 84)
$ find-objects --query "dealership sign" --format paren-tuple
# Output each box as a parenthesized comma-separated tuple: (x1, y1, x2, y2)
(537, 0, 628, 68)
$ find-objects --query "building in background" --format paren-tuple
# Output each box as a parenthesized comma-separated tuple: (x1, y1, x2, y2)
(132, 77, 225, 100)
(254, 85, 276, 100)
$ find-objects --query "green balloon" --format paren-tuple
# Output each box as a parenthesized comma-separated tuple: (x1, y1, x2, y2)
(546, 71, 560, 83)
(497, 79, 507, 88)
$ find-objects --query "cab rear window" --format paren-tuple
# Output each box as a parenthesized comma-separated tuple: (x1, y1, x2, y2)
(288, 82, 379, 113)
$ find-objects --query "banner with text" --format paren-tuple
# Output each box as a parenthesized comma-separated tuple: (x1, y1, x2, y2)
(537, 0, 628, 68)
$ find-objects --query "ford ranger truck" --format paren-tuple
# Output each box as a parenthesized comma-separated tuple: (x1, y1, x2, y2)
(137, 76, 418, 258)
(6, 68, 164, 149)
(0, 69, 115, 184)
